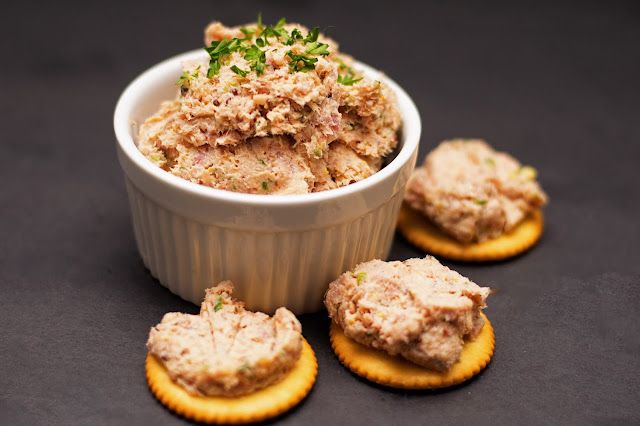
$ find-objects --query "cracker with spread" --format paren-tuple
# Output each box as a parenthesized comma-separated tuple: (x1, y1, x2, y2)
(146, 282, 317, 423)
(325, 257, 494, 389)
(399, 139, 547, 261)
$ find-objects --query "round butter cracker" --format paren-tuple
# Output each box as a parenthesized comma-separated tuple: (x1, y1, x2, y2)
(398, 204, 544, 262)
(330, 314, 495, 390)
(146, 339, 317, 424)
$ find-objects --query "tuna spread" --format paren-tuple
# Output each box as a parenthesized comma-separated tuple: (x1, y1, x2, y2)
(324, 257, 490, 371)
(404, 139, 548, 243)
(146, 282, 303, 396)
(137, 18, 401, 194)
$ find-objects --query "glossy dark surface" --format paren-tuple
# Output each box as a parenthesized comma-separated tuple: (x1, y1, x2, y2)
(1, 1, 639, 424)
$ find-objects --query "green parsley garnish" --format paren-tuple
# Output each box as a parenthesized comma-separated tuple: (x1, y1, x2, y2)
(337, 73, 363, 86)
(202, 15, 331, 79)
(335, 58, 348, 70)
(240, 27, 256, 40)
(244, 45, 266, 75)
(474, 199, 488, 205)
(257, 12, 263, 31)
(230, 65, 248, 77)
(258, 17, 289, 45)
(305, 41, 330, 56)
(214, 296, 224, 312)
(205, 38, 243, 77)
(149, 153, 164, 163)
(286, 28, 304, 46)
(261, 181, 269, 191)
(305, 27, 320, 43)
(259, 159, 267, 166)
(287, 51, 318, 72)
(485, 158, 496, 167)
(356, 271, 367, 285)
(176, 66, 200, 87)
(335, 58, 362, 86)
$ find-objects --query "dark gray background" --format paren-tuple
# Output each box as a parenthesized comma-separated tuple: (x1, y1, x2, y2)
(1, 0, 639, 424)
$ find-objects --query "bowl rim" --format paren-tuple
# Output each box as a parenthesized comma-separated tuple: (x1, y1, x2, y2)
(113, 49, 421, 207)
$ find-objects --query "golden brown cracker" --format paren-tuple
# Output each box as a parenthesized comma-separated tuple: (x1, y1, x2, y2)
(330, 314, 495, 390)
(145, 339, 317, 424)
(397, 204, 544, 262)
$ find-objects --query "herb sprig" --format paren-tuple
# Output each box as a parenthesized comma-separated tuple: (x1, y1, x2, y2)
(203, 15, 332, 79)
(205, 38, 244, 77)
(176, 66, 200, 87)
(285, 26, 329, 72)
(244, 45, 266, 75)
(230, 65, 248, 77)
(214, 296, 224, 312)
(337, 72, 363, 86)
(335, 58, 362, 86)
(286, 51, 319, 72)
(355, 271, 367, 285)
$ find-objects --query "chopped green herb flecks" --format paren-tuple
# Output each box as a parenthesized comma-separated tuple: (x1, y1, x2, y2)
(230, 65, 249, 77)
(287, 51, 318, 72)
(259, 17, 289, 45)
(305, 41, 330, 56)
(334, 58, 348, 71)
(205, 38, 244, 77)
(201, 15, 331, 79)
(176, 66, 200, 88)
(286, 28, 304, 45)
(206, 60, 221, 78)
(149, 153, 164, 163)
(259, 159, 267, 166)
(257, 13, 263, 29)
(335, 58, 362, 86)
(261, 181, 269, 191)
(214, 296, 224, 312)
(305, 27, 320, 43)
(485, 158, 496, 167)
(356, 271, 367, 285)
(240, 27, 256, 40)
(244, 45, 266, 75)
(474, 199, 488, 205)
(337, 72, 363, 86)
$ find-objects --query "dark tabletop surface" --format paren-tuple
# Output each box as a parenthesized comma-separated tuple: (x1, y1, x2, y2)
(2, 0, 640, 424)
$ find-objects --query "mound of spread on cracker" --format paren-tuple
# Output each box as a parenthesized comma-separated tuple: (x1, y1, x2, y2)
(399, 139, 547, 261)
(147, 282, 303, 396)
(145, 281, 317, 423)
(137, 16, 401, 195)
(405, 139, 547, 243)
(325, 257, 494, 389)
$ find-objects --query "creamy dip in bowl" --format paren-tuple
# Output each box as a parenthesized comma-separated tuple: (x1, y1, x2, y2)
(114, 22, 420, 313)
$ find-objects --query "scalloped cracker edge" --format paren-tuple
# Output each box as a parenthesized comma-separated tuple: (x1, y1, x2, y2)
(146, 339, 317, 424)
(398, 204, 544, 262)
(330, 313, 495, 389)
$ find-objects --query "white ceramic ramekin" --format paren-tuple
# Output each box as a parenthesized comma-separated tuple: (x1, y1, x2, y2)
(114, 50, 420, 314)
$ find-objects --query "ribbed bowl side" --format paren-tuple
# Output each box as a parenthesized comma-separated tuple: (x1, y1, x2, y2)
(125, 179, 403, 314)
